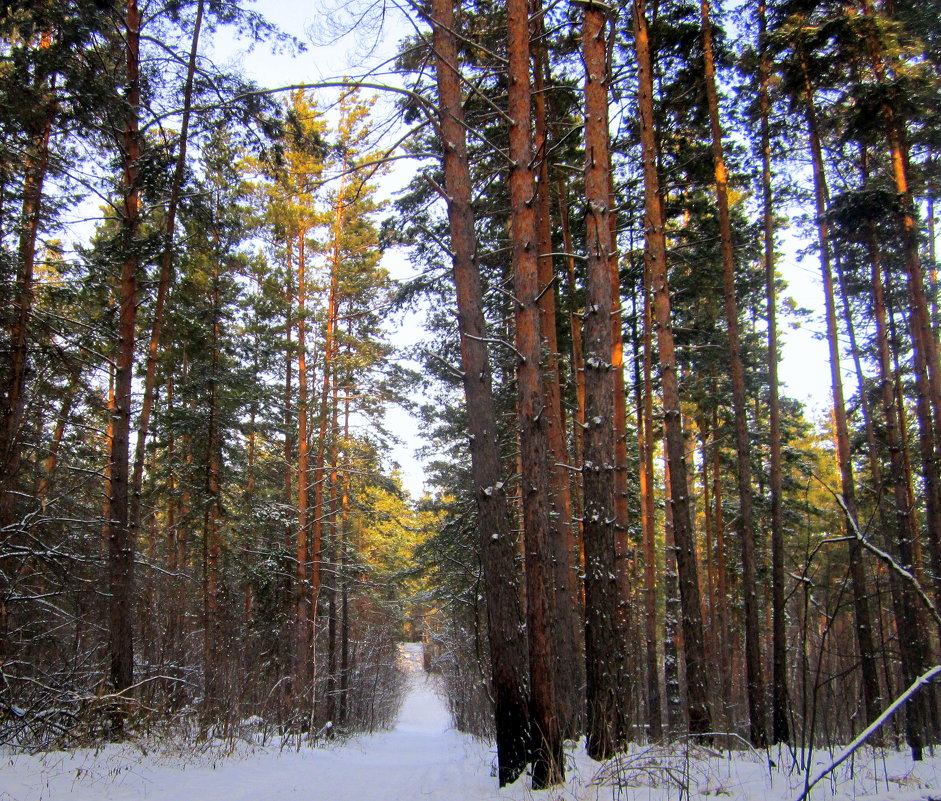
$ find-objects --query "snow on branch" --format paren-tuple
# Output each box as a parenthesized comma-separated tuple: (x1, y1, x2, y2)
(832, 492, 941, 631)
(794, 665, 941, 801)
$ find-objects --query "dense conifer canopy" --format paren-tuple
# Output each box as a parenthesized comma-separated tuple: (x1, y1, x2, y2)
(1, 0, 940, 788)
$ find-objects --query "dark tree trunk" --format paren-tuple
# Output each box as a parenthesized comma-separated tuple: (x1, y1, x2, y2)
(581, 0, 629, 760)
(129, 0, 204, 536)
(662, 439, 684, 734)
(430, 0, 530, 784)
(507, 0, 563, 781)
(531, 3, 582, 738)
(281, 246, 295, 694)
(558, 179, 586, 469)
(633, 0, 711, 739)
(202, 257, 222, 714)
(757, 0, 790, 746)
(699, 0, 767, 746)
(326, 399, 340, 726)
(801, 60, 882, 731)
(858, 1, 941, 636)
(850, 214, 930, 758)
(0, 93, 54, 528)
(335, 395, 350, 726)
(638, 259, 662, 740)
(107, 0, 142, 732)
(295, 231, 311, 697)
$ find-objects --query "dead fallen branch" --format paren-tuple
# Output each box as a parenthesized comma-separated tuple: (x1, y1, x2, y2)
(795, 665, 941, 801)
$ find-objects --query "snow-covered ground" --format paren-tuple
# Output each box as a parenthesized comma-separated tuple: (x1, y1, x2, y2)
(2, 644, 940, 800)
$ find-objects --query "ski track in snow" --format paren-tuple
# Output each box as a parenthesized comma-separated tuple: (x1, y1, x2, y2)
(2, 643, 940, 801)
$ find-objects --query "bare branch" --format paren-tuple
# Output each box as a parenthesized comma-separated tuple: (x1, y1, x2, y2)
(795, 665, 941, 801)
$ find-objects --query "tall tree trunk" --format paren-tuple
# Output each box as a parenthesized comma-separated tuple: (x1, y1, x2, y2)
(129, 0, 204, 536)
(0, 106, 54, 527)
(559, 178, 588, 597)
(107, 0, 142, 729)
(507, 0, 563, 781)
(338, 396, 351, 726)
(699, 0, 767, 746)
(928, 190, 938, 337)
(530, 4, 581, 738)
(709, 400, 732, 709)
(559, 179, 586, 468)
(430, 0, 530, 783)
(838, 241, 897, 735)
(859, 3, 941, 630)
(244, 402, 257, 624)
(202, 258, 222, 715)
(632, 0, 711, 738)
(325, 386, 340, 726)
(758, 0, 789, 745)
(313, 177, 344, 632)
(607, 171, 632, 647)
(860, 0, 941, 462)
(801, 59, 882, 730)
(175, 355, 194, 701)
(163, 373, 184, 707)
(662, 438, 684, 734)
(698, 416, 717, 672)
(281, 246, 295, 689)
(581, 0, 629, 760)
(888, 303, 924, 559)
(36, 374, 78, 508)
(608, 176, 634, 717)
(294, 231, 311, 698)
(852, 215, 930, 758)
(284, 246, 294, 507)
(889, 249, 941, 628)
(639, 263, 662, 740)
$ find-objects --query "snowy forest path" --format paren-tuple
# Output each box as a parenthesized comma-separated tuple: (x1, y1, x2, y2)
(6, 646, 941, 800)
(1, 643, 509, 801)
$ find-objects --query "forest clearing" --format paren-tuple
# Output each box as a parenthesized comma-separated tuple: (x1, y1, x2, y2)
(2, 0, 941, 797)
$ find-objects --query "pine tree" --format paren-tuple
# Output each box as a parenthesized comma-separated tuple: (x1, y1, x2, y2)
(428, 0, 530, 782)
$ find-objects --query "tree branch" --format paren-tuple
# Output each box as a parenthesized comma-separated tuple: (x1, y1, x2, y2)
(795, 665, 941, 801)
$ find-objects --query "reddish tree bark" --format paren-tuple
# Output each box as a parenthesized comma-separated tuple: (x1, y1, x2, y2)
(632, 0, 711, 738)
(312, 178, 344, 629)
(531, 4, 582, 737)
(430, 0, 530, 784)
(0, 72, 55, 527)
(639, 258, 662, 740)
(699, 0, 767, 746)
(106, 0, 142, 727)
(294, 231, 312, 696)
(581, 0, 629, 760)
(507, 0, 563, 781)
(559, 179, 586, 470)
(284, 245, 294, 508)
